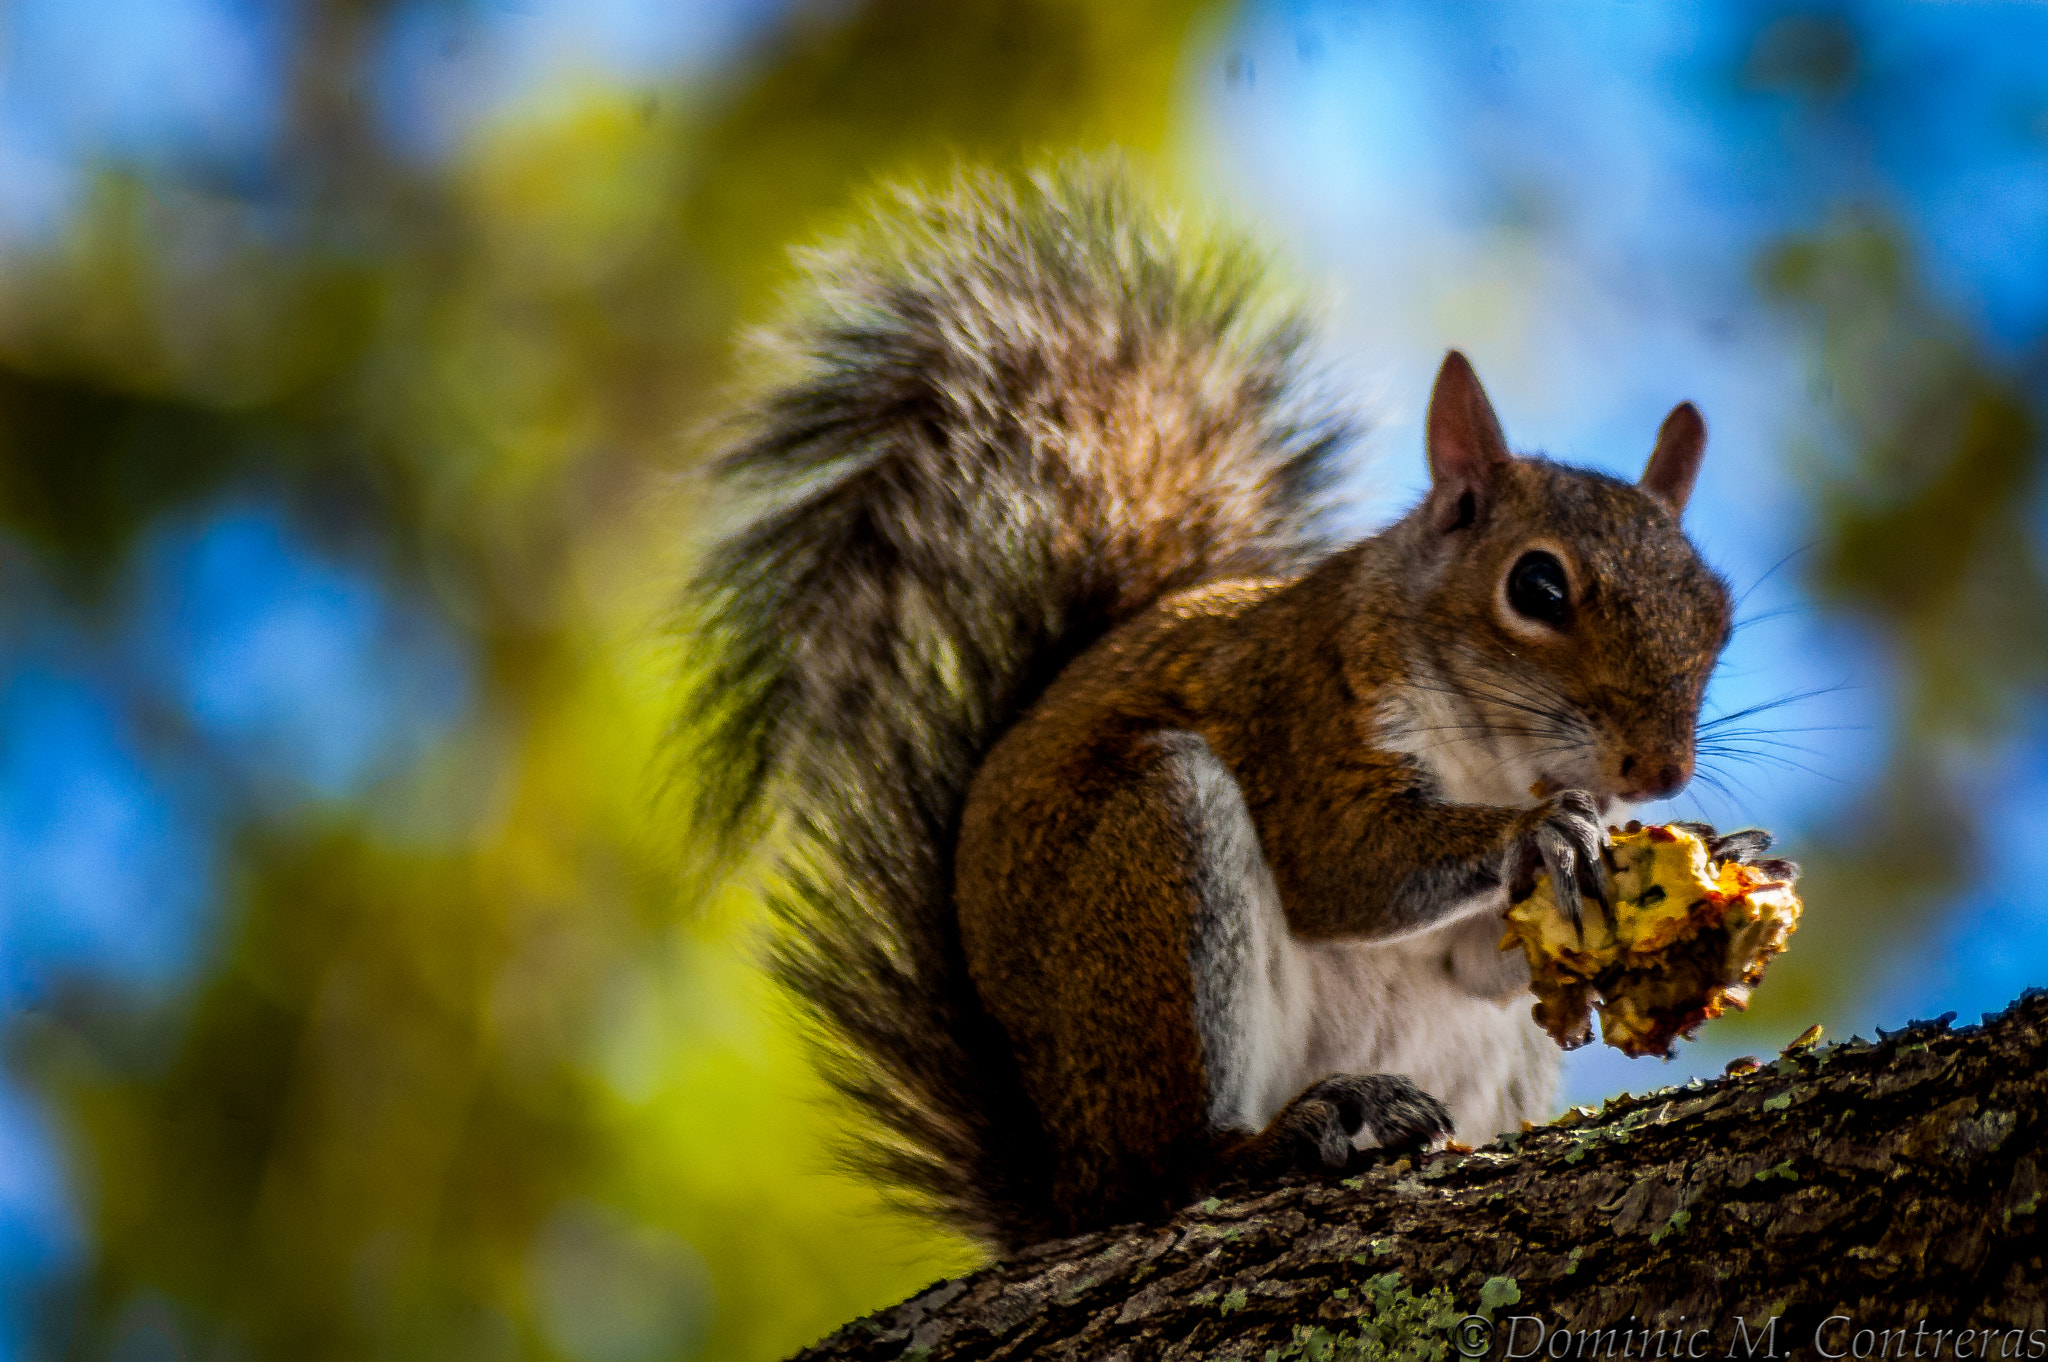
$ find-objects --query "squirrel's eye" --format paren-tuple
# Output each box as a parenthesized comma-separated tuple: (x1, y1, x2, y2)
(1507, 551, 1570, 627)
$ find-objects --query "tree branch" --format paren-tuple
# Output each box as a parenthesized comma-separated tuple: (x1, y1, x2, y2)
(794, 989, 2048, 1360)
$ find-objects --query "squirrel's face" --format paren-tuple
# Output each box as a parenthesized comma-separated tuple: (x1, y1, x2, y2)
(1431, 461, 1732, 806)
(1405, 353, 1732, 808)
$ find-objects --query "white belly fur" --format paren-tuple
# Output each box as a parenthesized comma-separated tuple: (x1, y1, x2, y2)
(1167, 729, 1557, 1147)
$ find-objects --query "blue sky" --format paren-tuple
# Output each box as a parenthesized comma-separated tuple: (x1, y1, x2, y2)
(0, 503, 474, 1356)
(0, 0, 754, 1349)
(0, 0, 291, 240)
(1204, 0, 2048, 1100)
(374, 0, 780, 160)
(0, 0, 2045, 1351)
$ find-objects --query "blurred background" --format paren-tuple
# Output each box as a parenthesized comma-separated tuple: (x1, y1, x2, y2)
(0, 0, 2043, 1357)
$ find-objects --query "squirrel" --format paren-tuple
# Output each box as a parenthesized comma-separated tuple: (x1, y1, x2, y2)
(686, 162, 1784, 1251)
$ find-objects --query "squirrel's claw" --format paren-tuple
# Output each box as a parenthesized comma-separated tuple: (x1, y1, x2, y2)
(1529, 790, 1609, 946)
(1659, 822, 1802, 886)
(1673, 824, 1800, 881)
(1708, 827, 1773, 864)
(1535, 827, 1586, 943)
(1589, 858, 1618, 937)
(1672, 822, 1775, 865)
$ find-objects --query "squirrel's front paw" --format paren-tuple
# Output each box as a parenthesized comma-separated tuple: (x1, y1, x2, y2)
(1669, 822, 1800, 884)
(1507, 789, 1612, 938)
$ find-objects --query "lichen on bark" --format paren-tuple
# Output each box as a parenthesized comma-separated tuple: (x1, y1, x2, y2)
(792, 989, 2048, 1361)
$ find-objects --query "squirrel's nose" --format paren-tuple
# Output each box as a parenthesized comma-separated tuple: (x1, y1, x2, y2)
(1619, 752, 1689, 800)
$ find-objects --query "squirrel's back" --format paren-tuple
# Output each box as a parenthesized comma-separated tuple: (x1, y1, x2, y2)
(686, 163, 1354, 1246)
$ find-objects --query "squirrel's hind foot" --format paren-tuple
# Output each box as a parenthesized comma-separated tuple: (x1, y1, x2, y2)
(1233, 1074, 1454, 1179)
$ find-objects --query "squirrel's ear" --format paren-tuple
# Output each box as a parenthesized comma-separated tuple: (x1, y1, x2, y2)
(1425, 351, 1512, 533)
(1640, 402, 1706, 514)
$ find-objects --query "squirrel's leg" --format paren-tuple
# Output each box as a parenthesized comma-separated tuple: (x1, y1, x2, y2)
(1161, 730, 1456, 1181)
(1263, 780, 1617, 946)
(958, 730, 1248, 1232)
(960, 727, 1464, 1229)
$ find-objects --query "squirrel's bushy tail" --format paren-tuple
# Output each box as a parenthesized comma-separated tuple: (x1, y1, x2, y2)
(685, 162, 1353, 1248)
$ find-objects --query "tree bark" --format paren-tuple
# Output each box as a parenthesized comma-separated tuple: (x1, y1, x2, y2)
(792, 990, 2048, 1361)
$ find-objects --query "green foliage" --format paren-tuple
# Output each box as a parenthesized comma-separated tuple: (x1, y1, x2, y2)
(0, 1, 1216, 1359)
(1737, 219, 2048, 1038)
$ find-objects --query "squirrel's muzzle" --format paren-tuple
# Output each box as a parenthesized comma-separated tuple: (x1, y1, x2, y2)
(1618, 750, 1691, 801)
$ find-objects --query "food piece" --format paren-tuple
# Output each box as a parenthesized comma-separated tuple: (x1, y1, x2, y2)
(1499, 822, 1802, 1058)
(1780, 1023, 1824, 1054)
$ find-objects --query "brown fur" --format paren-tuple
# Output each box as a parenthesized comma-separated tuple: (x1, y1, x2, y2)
(692, 162, 1731, 1248)
(958, 413, 1731, 1233)
(686, 164, 1353, 1248)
